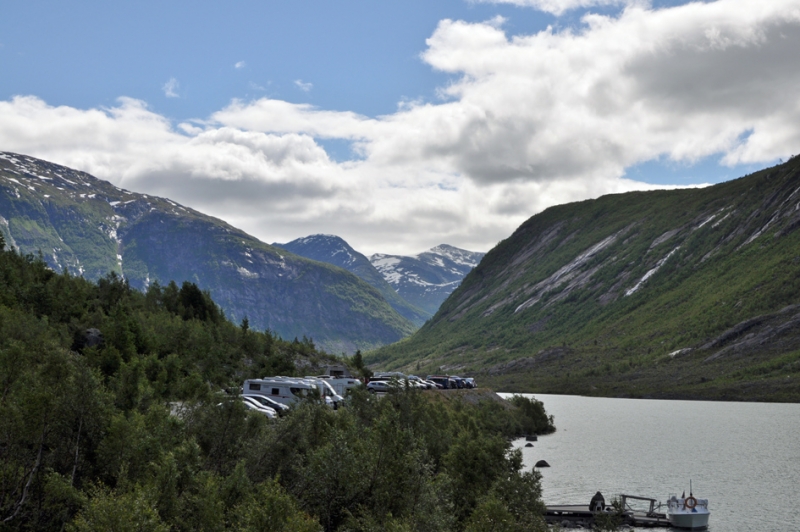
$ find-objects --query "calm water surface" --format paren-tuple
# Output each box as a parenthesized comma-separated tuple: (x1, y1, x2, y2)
(502, 394, 800, 531)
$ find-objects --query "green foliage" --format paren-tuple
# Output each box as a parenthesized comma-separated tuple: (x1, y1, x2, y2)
(0, 243, 553, 531)
(233, 478, 321, 532)
(67, 486, 169, 532)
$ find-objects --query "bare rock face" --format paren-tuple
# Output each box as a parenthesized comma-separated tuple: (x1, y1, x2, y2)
(73, 328, 104, 351)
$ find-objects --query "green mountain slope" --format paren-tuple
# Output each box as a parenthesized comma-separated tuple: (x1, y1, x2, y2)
(368, 157, 800, 401)
(0, 152, 415, 353)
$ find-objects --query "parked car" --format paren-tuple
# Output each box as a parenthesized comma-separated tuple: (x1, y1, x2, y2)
(242, 394, 290, 416)
(408, 375, 434, 389)
(239, 396, 277, 419)
(367, 380, 392, 393)
(427, 376, 453, 389)
(464, 378, 476, 389)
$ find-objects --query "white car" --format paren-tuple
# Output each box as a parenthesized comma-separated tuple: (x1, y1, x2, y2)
(240, 396, 277, 418)
(241, 394, 290, 416)
(408, 375, 435, 389)
(366, 380, 392, 393)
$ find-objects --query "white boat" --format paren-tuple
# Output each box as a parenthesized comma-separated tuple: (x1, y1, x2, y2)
(667, 492, 710, 530)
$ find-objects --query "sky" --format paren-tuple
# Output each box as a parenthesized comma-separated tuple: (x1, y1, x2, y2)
(1, 0, 799, 255)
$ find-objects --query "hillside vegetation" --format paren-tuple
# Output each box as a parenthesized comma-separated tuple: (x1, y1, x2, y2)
(0, 237, 555, 531)
(368, 157, 800, 402)
(0, 152, 414, 353)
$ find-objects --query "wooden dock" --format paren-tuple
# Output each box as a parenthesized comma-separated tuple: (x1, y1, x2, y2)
(546, 494, 672, 528)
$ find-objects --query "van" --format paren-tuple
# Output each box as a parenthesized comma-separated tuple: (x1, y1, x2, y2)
(243, 377, 329, 408)
(308, 375, 361, 399)
(303, 376, 346, 408)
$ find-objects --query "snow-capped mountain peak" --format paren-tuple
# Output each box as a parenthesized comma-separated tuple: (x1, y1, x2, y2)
(370, 244, 485, 315)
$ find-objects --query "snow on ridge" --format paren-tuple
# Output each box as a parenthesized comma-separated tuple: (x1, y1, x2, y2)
(425, 244, 484, 267)
(370, 255, 402, 269)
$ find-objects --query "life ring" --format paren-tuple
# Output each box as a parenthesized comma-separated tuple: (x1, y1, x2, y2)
(685, 496, 697, 510)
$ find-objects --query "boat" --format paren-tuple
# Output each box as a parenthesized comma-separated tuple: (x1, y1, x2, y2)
(666, 486, 710, 530)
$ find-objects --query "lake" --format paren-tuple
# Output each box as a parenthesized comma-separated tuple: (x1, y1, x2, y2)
(502, 394, 800, 531)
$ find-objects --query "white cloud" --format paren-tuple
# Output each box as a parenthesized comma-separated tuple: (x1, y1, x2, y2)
(162, 77, 180, 98)
(473, 0, 636, 16)
(235, 61, 246, 69)
(2, 0, 800, 256)
(294, 79, 313, 92)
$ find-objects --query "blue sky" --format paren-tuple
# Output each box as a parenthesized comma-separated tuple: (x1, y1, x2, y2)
(1, 0, 799, 254)
(2, 2, 547, 119)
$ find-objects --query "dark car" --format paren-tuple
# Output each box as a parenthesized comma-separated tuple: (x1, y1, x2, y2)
(427, 376, 452, 389)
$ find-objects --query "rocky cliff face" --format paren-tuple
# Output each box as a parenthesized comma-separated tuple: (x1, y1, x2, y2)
(0, 152, 414, 354)
(369, 157, 800, 401)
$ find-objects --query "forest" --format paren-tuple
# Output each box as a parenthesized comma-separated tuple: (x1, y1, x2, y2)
(0, 234, 555, 532)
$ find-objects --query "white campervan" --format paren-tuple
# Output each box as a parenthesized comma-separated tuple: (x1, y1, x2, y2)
(244, 376, 341, 409)
(311, 375, 362, 397)
(302, 377, 345, 408)
(243, 377, 319, 408)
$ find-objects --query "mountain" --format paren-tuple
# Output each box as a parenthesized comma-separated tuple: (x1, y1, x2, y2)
(370, 244, 486, 316)
(368, 157, 800, 402)
(0, 152, 415, 354)
(274, 234, 431, 326)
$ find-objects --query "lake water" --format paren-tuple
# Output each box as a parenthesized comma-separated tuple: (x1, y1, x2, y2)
(502, 394, 800, 531)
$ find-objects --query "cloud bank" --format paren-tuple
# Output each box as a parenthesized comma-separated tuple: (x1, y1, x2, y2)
(2, 0, 799, 255)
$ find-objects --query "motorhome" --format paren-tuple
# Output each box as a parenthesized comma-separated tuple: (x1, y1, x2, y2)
(244, 376, 344, 408)
(310, 375, 362, 397)
(243, 377, 329, 408)
(303, 376, 346, 407)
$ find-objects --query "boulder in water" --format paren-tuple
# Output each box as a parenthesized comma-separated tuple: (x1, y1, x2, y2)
(525, 442, 534, 447)
(535, 460, 550, 467)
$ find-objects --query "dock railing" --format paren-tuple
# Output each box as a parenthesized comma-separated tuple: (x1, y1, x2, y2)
(620, 494, 661, 517)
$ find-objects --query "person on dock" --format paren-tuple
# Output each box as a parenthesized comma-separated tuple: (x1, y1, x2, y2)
(590, 491, 605, 512)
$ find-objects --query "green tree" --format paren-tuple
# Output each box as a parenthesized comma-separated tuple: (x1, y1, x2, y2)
(233, 478, 321, 532)
(67, 486, 169, 532)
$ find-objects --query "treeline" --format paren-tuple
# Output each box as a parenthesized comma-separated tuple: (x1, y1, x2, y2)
(0, 236, 555, 531)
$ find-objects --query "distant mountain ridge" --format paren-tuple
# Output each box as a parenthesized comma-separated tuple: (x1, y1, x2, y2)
(369, 156, 800, 402)
(274, 234, 431, 326)
(0, 152, 414, 354)
(370, 244, 486, 316)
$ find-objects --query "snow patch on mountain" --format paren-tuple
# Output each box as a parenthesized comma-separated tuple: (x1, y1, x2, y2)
(370, 244, 485, 315)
